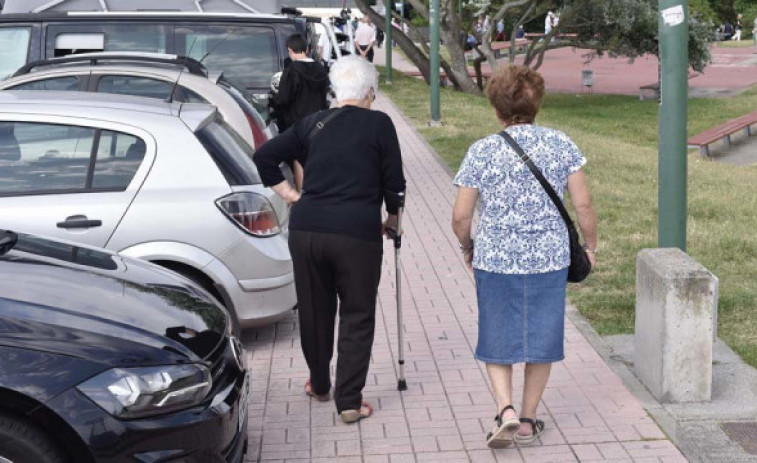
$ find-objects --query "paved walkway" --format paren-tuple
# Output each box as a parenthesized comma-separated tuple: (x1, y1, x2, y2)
(241, 94, 687, 462)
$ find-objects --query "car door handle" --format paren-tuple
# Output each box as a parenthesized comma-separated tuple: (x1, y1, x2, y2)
(56, 215, 103, 229)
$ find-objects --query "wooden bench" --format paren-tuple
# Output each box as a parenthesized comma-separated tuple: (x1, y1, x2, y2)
(490, 39, 530, 59)
(687, 110, 757, 157)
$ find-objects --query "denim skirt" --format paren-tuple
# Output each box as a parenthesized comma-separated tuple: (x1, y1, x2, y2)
(474, 268, 568, 365)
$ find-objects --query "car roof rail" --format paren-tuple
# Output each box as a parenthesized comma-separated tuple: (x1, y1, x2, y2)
(12, 52, 208, 78)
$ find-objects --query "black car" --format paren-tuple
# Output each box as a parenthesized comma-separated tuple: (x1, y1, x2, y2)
(0, 11, 311, 99)
(0, 230, 249, 463)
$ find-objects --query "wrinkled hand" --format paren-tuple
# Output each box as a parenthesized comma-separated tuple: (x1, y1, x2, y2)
(462, 248, 473, 270)
(285, 190, 302, 206)
(587, 252, 596, 269)
(382, 214, 398, 239)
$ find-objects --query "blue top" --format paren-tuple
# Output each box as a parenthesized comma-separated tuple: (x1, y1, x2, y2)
(453, 125, 586, 274)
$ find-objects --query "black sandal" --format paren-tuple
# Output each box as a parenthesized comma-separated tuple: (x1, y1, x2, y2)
(486, 405, 520, 449)
(514, 417, 545, 446)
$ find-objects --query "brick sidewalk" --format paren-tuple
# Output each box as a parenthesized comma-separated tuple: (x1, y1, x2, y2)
(241, 94, 687, 463)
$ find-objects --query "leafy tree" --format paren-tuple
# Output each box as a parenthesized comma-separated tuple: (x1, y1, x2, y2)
(356, 0, 713, 94)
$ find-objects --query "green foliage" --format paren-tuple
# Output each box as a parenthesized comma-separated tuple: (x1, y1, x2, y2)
(559, 0, 713, 73)
(690, 0, 717, 22)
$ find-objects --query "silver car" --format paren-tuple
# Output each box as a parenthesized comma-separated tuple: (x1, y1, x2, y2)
(1, 52, 277, 148)
(0, 90, 295, 327)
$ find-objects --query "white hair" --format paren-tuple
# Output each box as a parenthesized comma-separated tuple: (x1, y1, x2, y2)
(329, 55, 378, 102)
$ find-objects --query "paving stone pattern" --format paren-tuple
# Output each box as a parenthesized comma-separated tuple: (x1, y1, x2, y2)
(241, 94, 687, 462)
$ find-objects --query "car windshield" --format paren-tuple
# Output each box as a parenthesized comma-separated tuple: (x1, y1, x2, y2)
(177, 25, 278, 90)
(196, 118, 261, 186)
(0, 27, 31, 80)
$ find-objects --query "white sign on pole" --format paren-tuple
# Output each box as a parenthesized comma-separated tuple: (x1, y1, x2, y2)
(661, 5, 685, 27)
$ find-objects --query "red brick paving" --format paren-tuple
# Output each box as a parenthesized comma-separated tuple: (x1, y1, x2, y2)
(241, 94, 687, 462)
(377, 44, 757, 97)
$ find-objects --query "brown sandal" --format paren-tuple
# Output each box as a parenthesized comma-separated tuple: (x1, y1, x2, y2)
(340, 402, 373, 423)
(304, 379, 330, 402)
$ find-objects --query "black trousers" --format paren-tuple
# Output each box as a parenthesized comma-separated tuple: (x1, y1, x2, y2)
(357, 44, 375, 63)
(289, 230, 383, 412)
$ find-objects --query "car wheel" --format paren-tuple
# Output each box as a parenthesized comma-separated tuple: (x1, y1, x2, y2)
(0, 413, 68, 463)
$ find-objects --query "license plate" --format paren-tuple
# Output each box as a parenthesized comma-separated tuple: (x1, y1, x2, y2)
(238, 371, 250, 432)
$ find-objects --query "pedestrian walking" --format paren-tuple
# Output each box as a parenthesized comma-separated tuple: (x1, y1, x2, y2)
(494, 18, 506, 42)
(253, 56, 406, 424)
(544, 11, 555, 35)
(355, 16, 377, 62)
(753, 16, 757, 51)
(451, 65, 597, 449)
(724, 21, 734, 41)
(734, 14, 743, 41)
(270, 34, 330, 132)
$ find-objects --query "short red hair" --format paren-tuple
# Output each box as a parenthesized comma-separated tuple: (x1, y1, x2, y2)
(485, 65, 545, 125)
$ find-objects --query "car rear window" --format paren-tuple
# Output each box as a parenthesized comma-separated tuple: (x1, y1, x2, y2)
(218, 77, 270, 123)
(177, 25, 278, 90)
(195, 119, 261, 186)
(0, 27, 31, 79)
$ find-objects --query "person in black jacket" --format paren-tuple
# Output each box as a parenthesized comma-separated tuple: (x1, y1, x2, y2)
(253, 56, 406, 424)
(271, 34, 330, 132)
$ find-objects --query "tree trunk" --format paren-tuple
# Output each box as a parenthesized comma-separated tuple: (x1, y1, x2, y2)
(356, 3, 431, 83)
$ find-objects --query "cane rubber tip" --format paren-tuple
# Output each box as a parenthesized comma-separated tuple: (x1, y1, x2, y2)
(397, 379, 408, 391)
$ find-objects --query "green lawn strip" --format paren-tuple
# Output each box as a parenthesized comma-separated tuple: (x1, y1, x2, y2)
(716, 40, 756, 48)
(378, 68, 757, 367)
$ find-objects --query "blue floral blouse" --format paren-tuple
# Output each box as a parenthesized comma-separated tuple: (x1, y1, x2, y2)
(453, 125, 586, 275)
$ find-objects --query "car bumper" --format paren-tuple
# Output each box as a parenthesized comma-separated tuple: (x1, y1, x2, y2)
(40, 359, 249, 463)
(228, 275, 297, 328)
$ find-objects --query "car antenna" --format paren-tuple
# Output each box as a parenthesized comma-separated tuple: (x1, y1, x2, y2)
(166, 35, 199, 104)
(197, 32, 233, 64)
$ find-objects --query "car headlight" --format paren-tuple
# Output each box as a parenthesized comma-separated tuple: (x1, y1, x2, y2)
(77, 365, 212, 419)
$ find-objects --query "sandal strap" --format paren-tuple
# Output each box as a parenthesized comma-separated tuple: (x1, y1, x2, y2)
(519, 418, 545, 433)
(494, 404, 516, 426)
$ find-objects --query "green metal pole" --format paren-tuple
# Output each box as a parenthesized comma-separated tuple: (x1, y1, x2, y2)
(385, 0, 392, 84)
(429, 0, 441, 123)
(658, 0, 688, 251)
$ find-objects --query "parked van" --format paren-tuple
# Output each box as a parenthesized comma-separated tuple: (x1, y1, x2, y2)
(0, 11, 309, 97)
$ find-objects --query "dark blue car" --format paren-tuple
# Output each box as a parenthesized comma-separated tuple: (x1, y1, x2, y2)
(0, 230, 249, 463)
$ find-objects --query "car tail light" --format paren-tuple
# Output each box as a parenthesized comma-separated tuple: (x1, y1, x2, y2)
(244, 112, 268, 148)
(217, 192, 280, 237)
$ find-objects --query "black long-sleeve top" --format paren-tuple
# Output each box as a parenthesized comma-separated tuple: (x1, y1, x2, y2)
(253, 106, 406, 243)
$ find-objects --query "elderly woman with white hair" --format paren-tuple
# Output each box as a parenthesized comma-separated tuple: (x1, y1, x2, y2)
(254, 56, 406, 423)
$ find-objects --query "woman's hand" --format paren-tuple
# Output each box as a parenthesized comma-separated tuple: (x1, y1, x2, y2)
(587, 251, 596, 269)
(462, 248, 474, 270)
(271, 180, 301, 206)
(382, 214, 398, 238)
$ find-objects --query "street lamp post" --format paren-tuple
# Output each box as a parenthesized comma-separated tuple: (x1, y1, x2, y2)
(429, 0, 441, 124)
(385, 0, 392, 84)
(658, 0, 688, 251)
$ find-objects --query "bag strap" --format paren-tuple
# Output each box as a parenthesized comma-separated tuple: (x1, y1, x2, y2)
(498, 130, 576, 230)
(306, 108, 344, 143)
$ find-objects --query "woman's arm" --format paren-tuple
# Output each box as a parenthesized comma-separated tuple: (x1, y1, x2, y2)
(252, 123, 305, 203)
(293, 160, 304, 191)
(567, 170, 597, 267)
(452, 186, 479, 270)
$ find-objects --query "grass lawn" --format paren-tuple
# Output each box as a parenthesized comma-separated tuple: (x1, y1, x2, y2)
(717, 39, 756, 48)
(378, 68, 757, 368)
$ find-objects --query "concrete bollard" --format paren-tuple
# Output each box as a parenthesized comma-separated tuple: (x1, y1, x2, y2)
(634, 248, 719, 403)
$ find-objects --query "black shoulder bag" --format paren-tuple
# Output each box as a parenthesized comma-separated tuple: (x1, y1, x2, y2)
(498, 131, 592, 283)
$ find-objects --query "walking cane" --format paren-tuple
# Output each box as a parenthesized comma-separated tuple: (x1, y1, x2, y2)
(385, 191, 407, 391)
